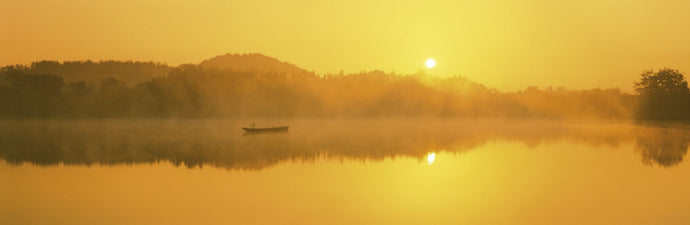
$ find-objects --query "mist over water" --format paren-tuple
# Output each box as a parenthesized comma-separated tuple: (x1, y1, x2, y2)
(1, 119, 687, 169)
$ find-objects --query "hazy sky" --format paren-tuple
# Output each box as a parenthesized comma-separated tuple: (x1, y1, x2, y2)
(1, 0, 688, 91)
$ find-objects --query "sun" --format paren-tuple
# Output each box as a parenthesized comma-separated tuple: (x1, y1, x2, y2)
(425, 58, 436, 69)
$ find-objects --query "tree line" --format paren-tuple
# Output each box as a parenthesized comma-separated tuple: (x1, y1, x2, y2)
(0, 58, 687, 120)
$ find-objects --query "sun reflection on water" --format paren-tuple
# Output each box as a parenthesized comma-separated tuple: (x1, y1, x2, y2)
(427, 153, 435, 165)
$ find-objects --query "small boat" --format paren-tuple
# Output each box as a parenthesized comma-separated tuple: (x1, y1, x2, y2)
(242, 125, 289, 133)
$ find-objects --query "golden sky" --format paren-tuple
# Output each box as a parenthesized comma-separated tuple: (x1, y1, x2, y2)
(1, 0, 689, 91)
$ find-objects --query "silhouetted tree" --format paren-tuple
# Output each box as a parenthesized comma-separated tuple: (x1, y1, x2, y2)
(634, 68, 690, 120)
(4, 72, 64, 117)
(7, 60, 171, 85)
(63, 81, 95, 117)
(97, 77, 133, 116)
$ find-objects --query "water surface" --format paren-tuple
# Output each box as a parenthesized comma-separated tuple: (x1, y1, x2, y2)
(1, 119, 689, 224)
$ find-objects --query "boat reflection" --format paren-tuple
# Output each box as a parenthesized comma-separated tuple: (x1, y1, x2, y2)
(243, 129, 289, 136)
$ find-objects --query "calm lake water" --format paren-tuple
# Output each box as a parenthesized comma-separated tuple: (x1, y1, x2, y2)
(1, 119, 689, 225)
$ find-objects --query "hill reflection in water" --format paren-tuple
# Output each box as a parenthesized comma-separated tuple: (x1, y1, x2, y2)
(0, 119, 687, 170)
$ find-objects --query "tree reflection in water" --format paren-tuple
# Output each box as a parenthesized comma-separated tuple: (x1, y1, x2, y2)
(635, 126, 689, 167)
(0, 119, 687, 170)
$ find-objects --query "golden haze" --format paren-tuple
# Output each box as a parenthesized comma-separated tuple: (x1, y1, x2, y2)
(1, 0, 689, 91)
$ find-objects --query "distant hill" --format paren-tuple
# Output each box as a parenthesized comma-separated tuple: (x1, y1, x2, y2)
(199, 53, 313, 75)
